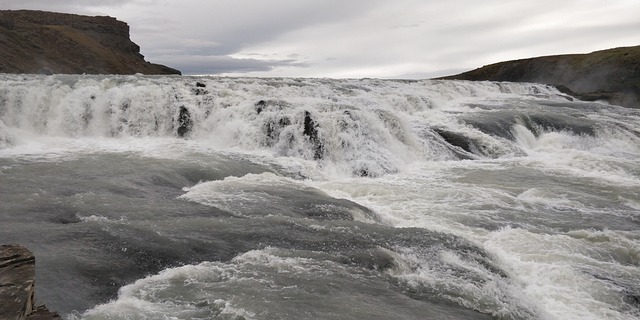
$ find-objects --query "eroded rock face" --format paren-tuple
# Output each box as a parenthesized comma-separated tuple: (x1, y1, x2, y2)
(0, 10, 180, 75)
(0, 244, 60, 320)
(0, 244, 35, 319)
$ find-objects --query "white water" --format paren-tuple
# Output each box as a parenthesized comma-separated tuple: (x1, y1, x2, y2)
(0, 75, 566, 176)
(1, 74, 639, 319)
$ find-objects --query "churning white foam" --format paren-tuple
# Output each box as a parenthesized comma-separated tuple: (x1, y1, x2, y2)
(4, 75, 638, 319)
(485, 227, 640, 320)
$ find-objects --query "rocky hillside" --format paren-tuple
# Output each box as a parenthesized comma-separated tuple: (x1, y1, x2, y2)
(0, 10, 180, 75)
(440, 46, 640, 108)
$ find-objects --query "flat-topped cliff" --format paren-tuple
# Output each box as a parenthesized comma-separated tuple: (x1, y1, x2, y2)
(440, 46, 640, 108)
(0, 10, 180, 75)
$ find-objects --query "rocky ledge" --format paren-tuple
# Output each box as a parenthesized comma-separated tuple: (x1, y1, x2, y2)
(0, 10, 180, 75)
(0, 244, 60, 320)
(440, 46, 640, 108)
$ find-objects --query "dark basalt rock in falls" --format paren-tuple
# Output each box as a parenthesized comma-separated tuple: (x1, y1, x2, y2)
(303, 111, 324, 160)
(177, 106, 193, 137)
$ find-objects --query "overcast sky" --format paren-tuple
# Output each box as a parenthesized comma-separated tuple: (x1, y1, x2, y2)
(2, 0, 639, 78)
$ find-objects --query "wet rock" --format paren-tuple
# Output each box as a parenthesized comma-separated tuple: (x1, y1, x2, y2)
(27, 306, 61, 320)
(255, 100, 267, 114)
(433, 128, 480, 159)
(434, 129, 473, 153)
(50, 212, 82, 224)
(348, 247, 397, 271)
(0, 244, 60, 320)
(264, 116, 292, 145)
(279, 117, 291, 127)
(37, 67, 54, 75)
(193, 82, 208, 95)
(355, 168, 370, 177)
(526, 113, 596, 136)
(303, 111, 324, 160)
(461, 110, 597, 140)
(254, 99, 290, 115)
(177, 106, 193, 137)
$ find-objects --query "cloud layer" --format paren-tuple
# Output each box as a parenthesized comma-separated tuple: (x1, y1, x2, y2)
(2, 0, 639, 78)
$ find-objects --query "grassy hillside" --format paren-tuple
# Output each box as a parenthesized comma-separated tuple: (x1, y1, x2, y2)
(440, 46, 640, 108)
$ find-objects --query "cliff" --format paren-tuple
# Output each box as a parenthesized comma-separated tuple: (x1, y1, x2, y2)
(0, 10, 180, 75)
(440, 46, 640, 108)
(0, 244, 60, 320)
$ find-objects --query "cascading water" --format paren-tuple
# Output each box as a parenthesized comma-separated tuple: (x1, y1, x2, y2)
(1, 74, 638, 320)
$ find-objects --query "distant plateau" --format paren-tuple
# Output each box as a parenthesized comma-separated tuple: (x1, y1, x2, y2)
(440, 46, 640, 108)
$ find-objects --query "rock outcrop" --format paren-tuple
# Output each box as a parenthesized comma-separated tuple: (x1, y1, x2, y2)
(0, 244, 60, 320)
(0, 10, 180, 75)
(440, 46, 640, 108)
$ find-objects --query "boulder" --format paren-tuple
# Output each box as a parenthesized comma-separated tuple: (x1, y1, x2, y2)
(303, 111, 324, 160)
(177, 106, 193, 137)
(193, 82, 208, 95)
(0, 244, 60, 320)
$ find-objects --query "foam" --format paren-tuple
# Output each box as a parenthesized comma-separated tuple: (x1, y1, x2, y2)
(3, 75, 638, 318)
(387, 245, 539, 319)
(71, 261, 256, 320)
(70, 248, 358, 320)
(485, 227, 640, 320)
(0, 75, 572, 177)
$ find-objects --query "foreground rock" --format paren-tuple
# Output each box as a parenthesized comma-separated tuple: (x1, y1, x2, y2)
(440, 46, 640, 108)
(0, 10, 180, 75)
(0, 244, 60, 320)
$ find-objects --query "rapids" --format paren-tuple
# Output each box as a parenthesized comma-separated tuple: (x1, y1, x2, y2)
(0, 74, 638, 320)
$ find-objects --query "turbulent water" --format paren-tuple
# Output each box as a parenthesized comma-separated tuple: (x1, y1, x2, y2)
(0, 74, 639, 320)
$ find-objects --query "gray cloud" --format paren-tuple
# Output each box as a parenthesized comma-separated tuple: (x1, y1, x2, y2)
(120, 0, 389, 57)
(2, 0, 639, 78)
(0, 0, 131, 13)
(156, 55, 309, 75)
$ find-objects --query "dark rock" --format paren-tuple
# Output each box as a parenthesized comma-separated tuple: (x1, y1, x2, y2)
(624, 293, 640, 308)
(434, 129, 475, 153)
(0, 10, 180, 75)
(279, 117, 291, 127)
(192, 82, 208, 95)
(0, 244, 60, 320)
(525, 113, 596, 136)
(303, 111, 324, 160)
(348, 248, 397, 271)
(254, 101, 324, 159)
(255, 100, 267, 114)
(303, 111, 318, 141)
(433, 128, 480, 160)
(177, 106, 192, 137)
(27, 306, 61, 320)
(355, 167, 370, 177)
(37, 67, 53, 75)
(254, 99, 291, 114)
(264, 116, 292, 145)
(460, 110, 597, 141)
